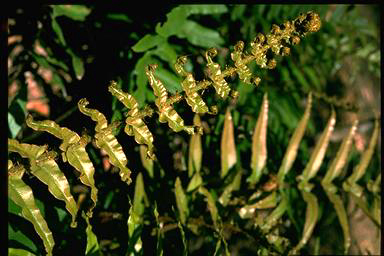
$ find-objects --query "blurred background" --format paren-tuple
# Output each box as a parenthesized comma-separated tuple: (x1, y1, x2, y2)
(8, 4, 380, 255)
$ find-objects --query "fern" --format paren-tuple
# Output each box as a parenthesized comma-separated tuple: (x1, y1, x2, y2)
(8, 5, 380, 256)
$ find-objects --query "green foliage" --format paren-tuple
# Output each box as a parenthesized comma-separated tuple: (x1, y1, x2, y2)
(8, 4, 380, 256)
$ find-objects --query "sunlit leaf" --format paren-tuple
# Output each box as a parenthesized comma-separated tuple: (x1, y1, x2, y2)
(26, 114, 98, 217)
(145, 64, 195, 134)
(78, 98, 132, 184)
(108, 82, 155, 159)
(8, 139, 79, 227)
(175, 56, 211, 114)
(8, 161, 55, 256)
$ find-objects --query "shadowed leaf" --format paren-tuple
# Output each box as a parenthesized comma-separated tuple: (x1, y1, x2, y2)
(300, 109, 336, 186)
(343, 119, 380, 197)
(187, 172, 203, 192)
(8, 248, 36, 256)
(175, 177, 189, 224)
(277, 93, 312, 184)
(198, 187, 219, 227)
(84, 213, 101, 256)
(188, 114, 203, 177)
(221, 108, 237, 178)
(249, 93, 268, 185)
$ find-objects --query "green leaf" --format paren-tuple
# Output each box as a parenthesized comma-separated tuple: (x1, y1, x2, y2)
(8, 197, 22, 215)
(230, 5, 246, 21)
(132, 34, 165, 52)
(175, 177, 189, 224)
(134, 53, 158, 106)
(152, 42, 178, 68)
(177, 221, 188, 256)
(219, 170, 242, 206)
(54, 207, 67, 223)
(84, 213, 101, 256)
(187, 172, 203, 192)
(155, 4, 227, 38)
(303, 66, 322, 91)
(67, 49, 85, 80)
(155, 6, 188, 37)
(8, 248, 36, 256)
(289, 60, 310, 91)
(52, 5, 91, 21)
(51, 18, 66, 46)
(133, 172, 148, 217)
(153, 68, 182, 94)
(177, 20, 224, 48)
(8, 112, 22, 138)
(184, 4, 228, 16)
(198, 187, 219, 227)
(214, 239, 222, 256)
(106, 13, 131, 23)
(8, 89, 27, 138)
(291, 191, 319, 254)
(8, 222, 38, 254)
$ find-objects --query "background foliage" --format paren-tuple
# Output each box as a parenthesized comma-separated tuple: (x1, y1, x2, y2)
(8, 4, 380, 255)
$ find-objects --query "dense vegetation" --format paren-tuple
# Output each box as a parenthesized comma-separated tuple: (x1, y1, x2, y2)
(8, 4, 380, 256)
